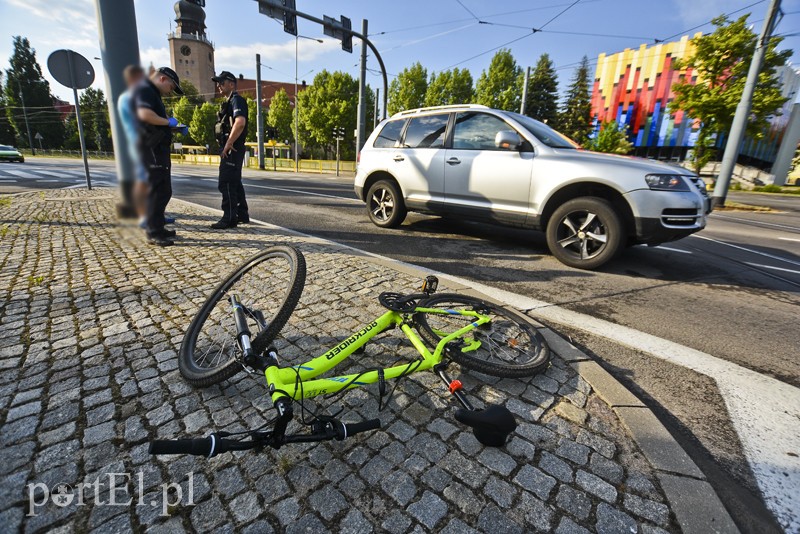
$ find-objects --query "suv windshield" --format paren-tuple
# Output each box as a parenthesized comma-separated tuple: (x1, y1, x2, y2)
(506, 112, 579, 149)
(0, 146, 13, 151)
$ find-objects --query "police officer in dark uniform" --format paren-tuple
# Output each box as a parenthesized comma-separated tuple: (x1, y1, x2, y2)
(211, 71, 250, 229)
(132, 67, 186, 246)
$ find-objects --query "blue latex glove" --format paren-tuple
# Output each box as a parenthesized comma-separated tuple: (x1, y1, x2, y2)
(168, 117, 179, 128)
(178, 126, 189, 136)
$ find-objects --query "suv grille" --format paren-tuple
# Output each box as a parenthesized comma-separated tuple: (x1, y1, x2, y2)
(661, 208, 700, 226)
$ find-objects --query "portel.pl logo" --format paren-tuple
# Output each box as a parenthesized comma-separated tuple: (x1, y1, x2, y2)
(27, 472, 195, 517)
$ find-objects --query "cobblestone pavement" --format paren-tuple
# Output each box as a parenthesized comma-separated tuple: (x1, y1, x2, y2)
(1, 189, 679, 533)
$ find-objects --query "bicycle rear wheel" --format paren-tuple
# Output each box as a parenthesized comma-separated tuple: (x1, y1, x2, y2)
(179, 245, 306, 387)
(414, 294, 549, 378)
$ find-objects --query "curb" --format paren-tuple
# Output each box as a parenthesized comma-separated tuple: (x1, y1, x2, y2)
(171, 196, 740, 534)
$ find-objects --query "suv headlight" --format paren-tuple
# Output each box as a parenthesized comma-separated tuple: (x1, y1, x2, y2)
(645, 174, 690, 191)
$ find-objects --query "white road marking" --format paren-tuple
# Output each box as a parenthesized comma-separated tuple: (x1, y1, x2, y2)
(169, 200, 798, 531)
(35, 180, 59, 183)
(654, 245, 692, 254)
(779, 237, 800, 243)
(693, 234, 800, 268)
(3, 169, 41, 179)
(244, 183, 361, 203)
(0, 179, 17, 182)
(745, 262, 800, 275)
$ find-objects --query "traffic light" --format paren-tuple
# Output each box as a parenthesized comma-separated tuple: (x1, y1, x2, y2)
(258, 0, 297, 36)
(282, 0, 297, 37)
(332, 126, 345, 140)
(340, 17, 352, 53)
(323, 14, 353, 54)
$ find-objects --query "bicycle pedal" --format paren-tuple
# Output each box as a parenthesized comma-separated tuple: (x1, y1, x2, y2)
(421, 275, 438, 295)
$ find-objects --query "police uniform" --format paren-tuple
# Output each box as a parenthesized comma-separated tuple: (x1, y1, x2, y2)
(214, 73, 249, 226)
(132, 77, 174, 238)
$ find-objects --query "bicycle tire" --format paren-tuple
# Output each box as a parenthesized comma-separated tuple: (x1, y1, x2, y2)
(179, 245, 306, 387)
(414, 294, 549, 378)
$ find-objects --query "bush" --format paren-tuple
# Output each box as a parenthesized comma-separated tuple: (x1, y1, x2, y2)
(754, 184, 784, 193)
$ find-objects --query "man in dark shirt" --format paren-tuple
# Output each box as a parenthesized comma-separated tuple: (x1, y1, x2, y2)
(132, 67, 186, 246)
(211, 71, 249, 229)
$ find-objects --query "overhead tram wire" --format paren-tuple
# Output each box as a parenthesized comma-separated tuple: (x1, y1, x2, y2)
(477, 21, 654, 41)
(455, 0, 481, 21)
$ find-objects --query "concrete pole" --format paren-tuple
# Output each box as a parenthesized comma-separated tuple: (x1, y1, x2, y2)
(17, 80, 35, 155)
(711, 0, 781, 209)
(771, 102, 800, 186)
(94, 0, 140, 184)
(374, 88, 379, 128)
(520, 66, 530, 115)
(356, 19, 368, 154)
(256, 54, 265, 170)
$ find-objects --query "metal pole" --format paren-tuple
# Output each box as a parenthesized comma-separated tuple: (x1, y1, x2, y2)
(94, 0, 140, 184)
(356, 19, 368, 154)
(17, 80, 35, 155)
(256, 53, 265, 170)
(374, 88, 379, 128)
(770, 103, 800, 186)
(68, 51, 92, 190)
(520, 66, 530, 115)
(294, 35, 299, 173)
(37, 137, 43, 152)
(711, 0, 781, 209)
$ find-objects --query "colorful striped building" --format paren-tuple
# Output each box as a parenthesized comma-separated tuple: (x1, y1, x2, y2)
(590, 36, 800, 166)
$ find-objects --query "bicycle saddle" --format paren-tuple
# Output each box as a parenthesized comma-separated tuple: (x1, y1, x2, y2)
(455, 405, 517, 447)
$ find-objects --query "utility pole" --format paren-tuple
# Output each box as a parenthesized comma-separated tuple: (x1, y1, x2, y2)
(520, 66, 530, 115)
(333, 126, 343, 177)
(712, 0, 781, 209)
(374, 88, 379, 128)
(355, 19, 368, 155)
(17, 80, 35, 156)
(256, 53, 265, 170)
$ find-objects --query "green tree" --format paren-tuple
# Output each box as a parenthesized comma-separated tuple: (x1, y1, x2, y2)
(78, 88, 110, 150)
(189, 102, 218, 152)
(558, 55, 592, 144)
(246, 97, 259, 143)
(475, 49, 522, 111)
(4, 36, 65, 148)
(387, 62, 428, 115)
(297, 70, 359, 158)
(585, 120, 633, 154)
(424, 68, 473, 106)
(524, 54, 559, 124)
(164, 79, 203, 111)
(0, 72, 16, 145)
(671, 15, 792, 173)
(170, 96, 196, 144)
(267, 88, 294, 144)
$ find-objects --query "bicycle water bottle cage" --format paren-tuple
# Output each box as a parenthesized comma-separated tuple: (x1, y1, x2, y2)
(454, 405, 517, 447)
(378, 292, 419, 312)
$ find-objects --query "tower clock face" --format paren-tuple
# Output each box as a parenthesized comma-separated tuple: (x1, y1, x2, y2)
(180, 45, 191, 57)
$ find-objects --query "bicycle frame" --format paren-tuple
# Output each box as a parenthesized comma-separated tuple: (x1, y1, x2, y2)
(264, 307, 490, 403)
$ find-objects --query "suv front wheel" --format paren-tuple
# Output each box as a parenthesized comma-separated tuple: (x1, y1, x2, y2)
(546, 197, 624, 270)
(366, 179, 407, 228)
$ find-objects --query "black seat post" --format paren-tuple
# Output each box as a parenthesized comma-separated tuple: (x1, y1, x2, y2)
(434, 363, 475, 411)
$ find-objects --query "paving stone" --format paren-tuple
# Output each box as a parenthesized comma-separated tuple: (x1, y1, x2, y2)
(386, 421, 416, 441)
(555, 516, 592, 534)
(623, 493, 670, 526)
(339, 508, 373, 534)
(190, 496, 227, 531)
(555, 438, 590, 465)
(440, 518, 479, 534)
(577, 429, 616, 459)
(513, 465, 556, 501)
(381, 511, 412, 534)
(555, 484, 592, 521)
(83, 421, 116, 447)
(230, 491, 261, 524)
(442, 480, 482, 516)
(274, 497, 301, 526)
(406, 490, 448, 530)
(477, 504, 524, 534)
(590, 452, 624, 484)
(241, 520, 275, 534)
(309, 485, 348, 520)
(596, 502, 638, 534)
(484, 475, 517, 508)
(421, 466, 452, 492)
(539, 451, 574, 483)
(576, 470, 618, 503)
(286, 513, 326, 534)
(380, 470, 417, 507)
(477, 447, 516, 476)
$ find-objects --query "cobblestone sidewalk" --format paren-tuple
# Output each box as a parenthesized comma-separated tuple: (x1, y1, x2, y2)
(1, 189, 682, 533)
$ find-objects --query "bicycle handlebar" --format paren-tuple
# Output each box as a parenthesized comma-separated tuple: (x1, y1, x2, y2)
(149, 418, 382, 457)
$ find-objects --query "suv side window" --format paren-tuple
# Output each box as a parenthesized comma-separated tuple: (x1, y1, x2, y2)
(373, 119, 405, 148)
(453, 112, 515, 150)
(402, 114, 449, 148)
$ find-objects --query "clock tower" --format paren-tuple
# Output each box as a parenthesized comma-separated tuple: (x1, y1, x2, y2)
(168, 0, 215, 100)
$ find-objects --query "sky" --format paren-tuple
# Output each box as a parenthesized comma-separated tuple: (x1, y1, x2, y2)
(1, 0, 799, 107)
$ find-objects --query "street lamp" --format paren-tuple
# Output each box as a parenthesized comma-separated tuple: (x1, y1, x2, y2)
(295, 34, 323, 172)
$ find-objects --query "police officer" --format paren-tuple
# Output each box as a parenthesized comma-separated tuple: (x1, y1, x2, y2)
(211, 71, 250, 229)
(132, 66, 186, 246)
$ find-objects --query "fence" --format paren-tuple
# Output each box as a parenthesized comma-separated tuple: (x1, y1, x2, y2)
(20, 148, 115, 159)
(172, 153, 356, 174)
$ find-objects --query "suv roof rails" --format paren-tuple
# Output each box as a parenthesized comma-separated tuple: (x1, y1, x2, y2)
(391, 104, 489, 118)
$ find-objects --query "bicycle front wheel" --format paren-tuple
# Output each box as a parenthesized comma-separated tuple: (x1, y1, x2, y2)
(179, 245, 306, 387)
(414, 294, 549, 378)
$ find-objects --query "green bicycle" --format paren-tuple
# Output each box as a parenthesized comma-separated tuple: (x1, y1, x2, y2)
(150, 245, 550, 457)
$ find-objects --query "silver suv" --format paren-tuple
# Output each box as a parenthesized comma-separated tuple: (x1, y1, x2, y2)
(354, 105, 709, 269)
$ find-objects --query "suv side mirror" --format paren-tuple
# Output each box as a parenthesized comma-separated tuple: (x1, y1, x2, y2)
(495, 130, 522, 150)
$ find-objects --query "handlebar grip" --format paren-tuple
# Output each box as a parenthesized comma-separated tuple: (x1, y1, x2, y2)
(149, 437, 214, 457)
(342, 419, 381, 438)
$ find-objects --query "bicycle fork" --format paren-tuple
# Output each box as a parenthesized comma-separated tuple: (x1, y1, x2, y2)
(230, 294, 274, 372)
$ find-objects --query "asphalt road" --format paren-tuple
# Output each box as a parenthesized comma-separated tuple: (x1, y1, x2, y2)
(3, 158, 798, 532)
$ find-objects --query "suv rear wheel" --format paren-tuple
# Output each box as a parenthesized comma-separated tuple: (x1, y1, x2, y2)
(546, 197, 624, 270)
(366, 179, 407, 228)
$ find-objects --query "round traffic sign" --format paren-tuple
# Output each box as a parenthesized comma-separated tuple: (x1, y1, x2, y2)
(47, 49, 95, 90)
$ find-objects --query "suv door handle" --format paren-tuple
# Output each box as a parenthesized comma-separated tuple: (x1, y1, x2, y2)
(447, 157, 461, 165)
(393, 155, 405, 162)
